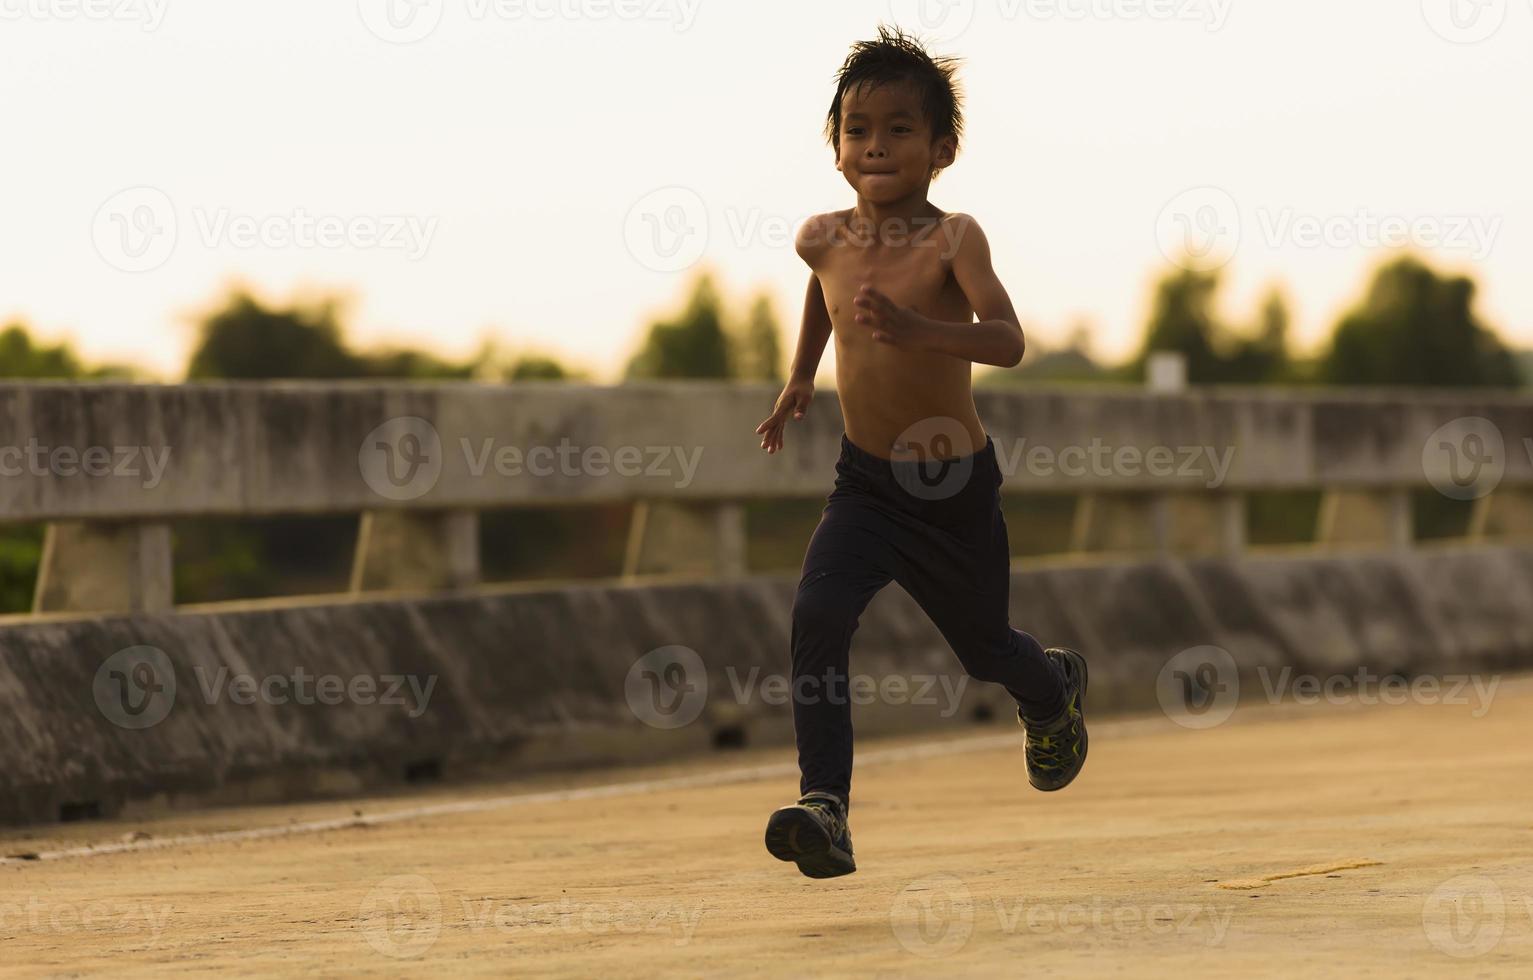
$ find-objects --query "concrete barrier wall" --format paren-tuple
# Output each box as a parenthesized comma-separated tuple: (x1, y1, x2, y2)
(3, 545, 1529, 825)
(6, 381, 1533, 520)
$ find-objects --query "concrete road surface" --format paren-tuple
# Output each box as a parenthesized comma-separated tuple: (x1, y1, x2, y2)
(4, 679, 1531, 977)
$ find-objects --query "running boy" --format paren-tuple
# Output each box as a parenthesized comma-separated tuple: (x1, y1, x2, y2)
(754, 27, 1089, 879)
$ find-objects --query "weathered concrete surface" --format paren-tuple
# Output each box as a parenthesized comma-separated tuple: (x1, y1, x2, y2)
(4, 381, 1533, 520)
(32, 520, 174, 614)
(622, 500, 747, 578)
(5, 690, 1529, 976)
(350, 509, 480, 593)
(2, 545, 1530, 825)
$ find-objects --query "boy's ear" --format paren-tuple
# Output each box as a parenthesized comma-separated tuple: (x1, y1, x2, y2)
(931, 134, 958, 174)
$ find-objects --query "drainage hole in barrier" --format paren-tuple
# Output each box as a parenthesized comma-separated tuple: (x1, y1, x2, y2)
(59, 801, 103, 823)
(404, 759, 443, 784)
(711, 725, 748, 750)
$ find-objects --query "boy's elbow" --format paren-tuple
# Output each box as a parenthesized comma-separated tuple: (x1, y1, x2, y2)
(1002, 329, 1025, 368)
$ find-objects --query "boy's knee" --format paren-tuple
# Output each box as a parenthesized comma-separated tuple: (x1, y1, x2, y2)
(792, 577, 857, 637)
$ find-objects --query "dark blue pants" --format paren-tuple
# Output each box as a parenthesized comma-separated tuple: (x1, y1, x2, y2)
(790, 433, 1066, 807)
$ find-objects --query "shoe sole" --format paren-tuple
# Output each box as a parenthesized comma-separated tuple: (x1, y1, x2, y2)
(1032, 648, 1090, 793)
(764, 807, 856, 879)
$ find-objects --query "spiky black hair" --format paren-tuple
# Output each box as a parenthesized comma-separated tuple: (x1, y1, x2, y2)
(825, 25, 964, 153)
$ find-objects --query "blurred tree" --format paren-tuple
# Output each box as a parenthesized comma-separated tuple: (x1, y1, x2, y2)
(1136, 267, 1225, 382)
(505, 355, 571, 381)
(1133, 268, 1294, 385)
(1321, 256, 1518, 387)
(360, 348, 480, 380)
(0, 323, 84, 377)
(1221, 287, 1293, 384)
(732, 294, 784, 382)
(187, 291, 363, 380)
(0, 322, 135, 379)
(624, 274, 732, 380)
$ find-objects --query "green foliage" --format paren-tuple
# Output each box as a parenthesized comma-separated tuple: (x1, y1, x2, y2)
(173, 517, 358, 604)
(0, 527, 43, 613)
(0, 324, 84, 378)
(187, 291, 363, 380)
(0, 323, 135, 380)
(625, 275, 732, 380)
(625, 274, 784, 382)
(1321, 256, 1518, 387)
(360, 348, 483, 380)
(505, 356, 571, 381)
(186, 289, 572, 383)
(733, 295, 784, 382)
(1133, 268, 1292, 385)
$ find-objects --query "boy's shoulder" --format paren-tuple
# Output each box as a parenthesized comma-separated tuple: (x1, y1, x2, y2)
(934, 211, 988, 253)
(794, 209, 854, 264)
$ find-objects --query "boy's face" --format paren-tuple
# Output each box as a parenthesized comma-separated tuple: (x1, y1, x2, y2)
(835, 80, 956, 204)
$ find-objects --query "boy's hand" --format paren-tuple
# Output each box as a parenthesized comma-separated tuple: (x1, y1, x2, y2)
(853, 285, 929, 350)
(756, 376, 814, 454)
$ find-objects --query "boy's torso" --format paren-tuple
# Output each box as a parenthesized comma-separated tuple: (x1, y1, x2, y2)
(804, 208, 987, 462)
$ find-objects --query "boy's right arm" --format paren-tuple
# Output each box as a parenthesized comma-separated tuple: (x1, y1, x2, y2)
(756, 273, 831, 454)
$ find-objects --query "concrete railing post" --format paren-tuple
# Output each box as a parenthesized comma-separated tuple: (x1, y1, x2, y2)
(1316, 488, 1413, 551)
(32, 521, 174, 614)
(1220, 494, 1248, 557)
(1469, 489, 1533, 541)
(623, 501, 747, 579)
(351, 509, 480, 593)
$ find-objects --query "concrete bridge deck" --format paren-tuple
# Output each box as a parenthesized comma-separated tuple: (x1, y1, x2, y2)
(4, 679, 1529, 977)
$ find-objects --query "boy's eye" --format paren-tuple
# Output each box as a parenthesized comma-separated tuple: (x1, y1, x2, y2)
(892, 126, 912, 135)
(845, 127, 865, 136)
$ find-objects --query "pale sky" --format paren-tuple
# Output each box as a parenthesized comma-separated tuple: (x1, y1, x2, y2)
(2, 0, 1530, 380)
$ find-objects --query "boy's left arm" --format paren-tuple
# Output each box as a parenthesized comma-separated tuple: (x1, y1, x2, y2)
(852, 216, 1026, 368)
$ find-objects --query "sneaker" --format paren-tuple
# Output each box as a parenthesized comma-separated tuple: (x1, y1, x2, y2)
(764, 791, 856, 879)
(1019, 647, 1089, 792)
